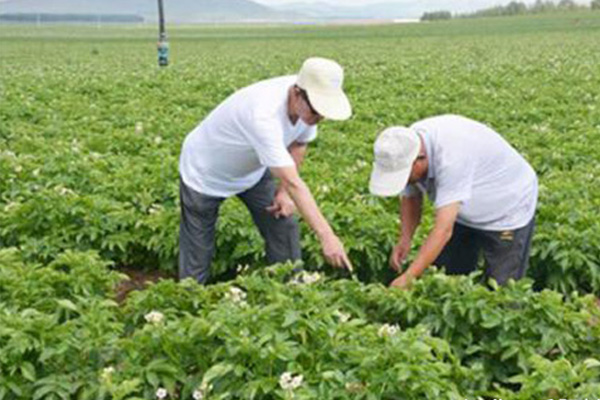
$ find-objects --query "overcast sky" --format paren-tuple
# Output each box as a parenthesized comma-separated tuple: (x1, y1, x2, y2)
(257, 0, 494, 4)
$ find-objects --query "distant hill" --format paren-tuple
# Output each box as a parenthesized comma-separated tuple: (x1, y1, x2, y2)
(0, 13, 144, 23)
(271, 1, 420, 19)
(0, 0, 295, 22)
(0, 0, 443, 22)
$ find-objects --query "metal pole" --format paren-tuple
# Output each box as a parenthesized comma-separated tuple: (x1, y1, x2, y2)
(157, 0, 169, 67)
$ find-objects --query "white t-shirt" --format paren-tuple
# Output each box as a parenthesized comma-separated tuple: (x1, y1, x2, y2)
(180, 76, 317, 197)
(403, 115, 538, 231)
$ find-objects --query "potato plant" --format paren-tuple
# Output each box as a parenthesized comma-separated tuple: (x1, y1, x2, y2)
(1, 251, 599, 399)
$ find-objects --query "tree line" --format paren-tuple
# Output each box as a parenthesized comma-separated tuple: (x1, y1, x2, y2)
(422, 0, 600, 21)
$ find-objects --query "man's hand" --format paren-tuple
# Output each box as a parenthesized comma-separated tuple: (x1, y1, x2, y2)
(266, 189, 296, 219)
(321, 233, 353, 271)
(391, 202, 461, 289)
(390, 272, 413, 289)
(269, 166, 353, 272)
(389, 240, 411, 272)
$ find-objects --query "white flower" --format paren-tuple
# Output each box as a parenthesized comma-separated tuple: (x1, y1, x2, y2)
(229, 286, 246, 299)
(100, 366, 115, 381)
(14, 165, 22, 173)
(319, 185, 330, 194)
(154, 136, 163, 145)
(279, 372, 303, 391)
(32, 168, 40, 177)
(192, 389, 204, 400)
(279, 372, 292, 388)
(279, 372, 293, 390)
(291, 375, 303, 389)
(333, 309, 351, 323)
(304, 272, 321, 285)
(236, 264, 250, 273)
(135, 122, 144, 134)
(289, 271, 322, 286)
(144, 310, 164, 325)
(378, 323, 400, 338)
(55, 185, 76, 196)
(156, 387, 168, 399)
(225, 286, 247, 306)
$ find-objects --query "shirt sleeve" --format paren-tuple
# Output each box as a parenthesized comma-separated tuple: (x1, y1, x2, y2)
(296, 125, 318, 144)
(401, 184, 421, 198)
(434, 152, 475, 209)
(244, 114, 295, 168)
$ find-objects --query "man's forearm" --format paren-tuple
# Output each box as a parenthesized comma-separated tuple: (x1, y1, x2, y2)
(399, 195, 422, 243)
(400, 201, 460, 282)
(278, 142, 308, 194)
(270, 165, 350, 269)
(289, 142, 307, 169)
(405, 226, 452, 278)
(285, 177, 333, 239)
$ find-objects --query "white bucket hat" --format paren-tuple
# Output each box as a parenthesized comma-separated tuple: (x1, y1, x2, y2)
(369, 127, 420, 197)
(296, 57, 352, 121)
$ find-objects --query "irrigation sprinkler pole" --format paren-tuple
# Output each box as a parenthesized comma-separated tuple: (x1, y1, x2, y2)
(157, 0, 169, 67)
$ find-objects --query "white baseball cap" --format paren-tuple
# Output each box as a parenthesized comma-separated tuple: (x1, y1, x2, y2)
(296, 57, 352, 121)
(369, 127, 421, 197)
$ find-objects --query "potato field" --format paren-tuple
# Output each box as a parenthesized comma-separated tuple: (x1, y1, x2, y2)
(0, 13, 599, 399)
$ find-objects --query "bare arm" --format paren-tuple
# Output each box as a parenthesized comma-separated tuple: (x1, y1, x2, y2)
(389, 194, 423, 271)
(400, 194, 423, 244)
(266, 141, 308, 218)
(393, 202, 460, 287)
(270, 165, 352, 270)
(288, 141, 308, 170)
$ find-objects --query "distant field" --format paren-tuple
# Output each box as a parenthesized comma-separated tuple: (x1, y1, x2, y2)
(1, 12, 599, 291)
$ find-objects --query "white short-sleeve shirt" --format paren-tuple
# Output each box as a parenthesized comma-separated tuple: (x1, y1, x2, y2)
(402, 115, 538, 231)
(179, 76, 317, 197)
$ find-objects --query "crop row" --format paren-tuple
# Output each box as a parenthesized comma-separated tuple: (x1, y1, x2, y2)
(1, 248, 599, 399)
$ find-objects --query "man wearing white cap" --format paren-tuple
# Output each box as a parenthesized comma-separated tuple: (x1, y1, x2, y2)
(369, 114, 538, 288)
(179, 57, 353, 283)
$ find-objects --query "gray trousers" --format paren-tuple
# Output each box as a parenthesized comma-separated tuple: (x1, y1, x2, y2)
(179, 171, 301, 284)
(435, 217, 535, 285)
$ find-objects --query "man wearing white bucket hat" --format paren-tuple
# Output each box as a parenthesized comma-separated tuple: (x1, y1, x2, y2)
(370, 115, 538, 288)
(179, 57, 353, 283)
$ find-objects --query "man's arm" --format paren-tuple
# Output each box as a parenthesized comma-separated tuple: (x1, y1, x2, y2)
(288, 141, 308, 169)
(390, 194, 423, 270)
(391, 201, 460, 288)
(270, 165, 352, 270)
(266, 141, 308, 218)
(400, 194, 423, 245)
